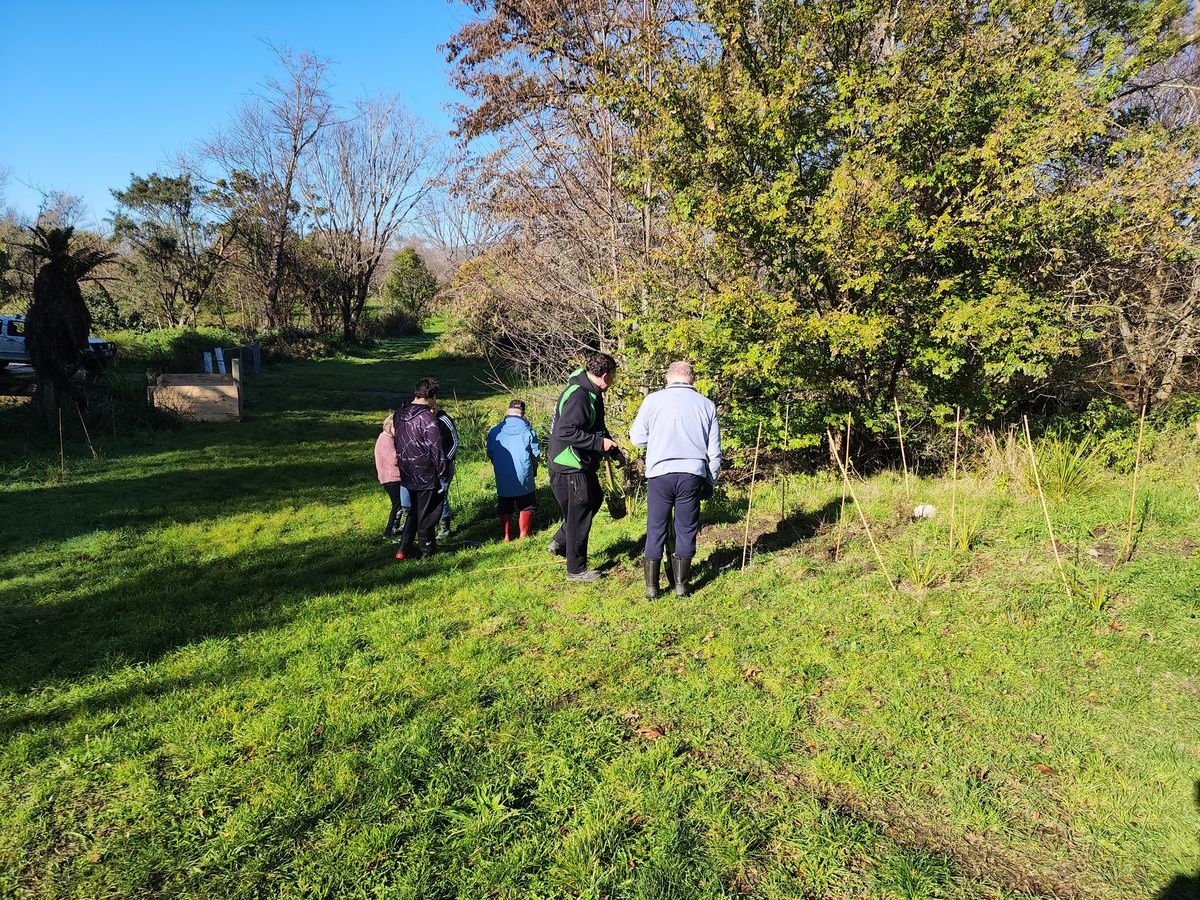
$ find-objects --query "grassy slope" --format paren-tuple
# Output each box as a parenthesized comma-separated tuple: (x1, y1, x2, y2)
(0, 337, 1197, 899)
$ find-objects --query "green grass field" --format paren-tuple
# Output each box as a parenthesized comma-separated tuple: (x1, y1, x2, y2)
(1, 337, 1197, 898)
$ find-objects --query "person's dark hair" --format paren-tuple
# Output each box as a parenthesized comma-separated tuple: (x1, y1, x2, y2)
(413, 377, 439, 399)
(585, 352, 618, 377)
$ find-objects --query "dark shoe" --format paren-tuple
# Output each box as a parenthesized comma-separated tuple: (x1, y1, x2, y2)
(670, 555, 691, 597)
(643, 557, 662, 600)
(419, 530, 437, 560)
(547, 538, 565, 556)
(565, 569, 601, 583)
(392, 508, 409, 538)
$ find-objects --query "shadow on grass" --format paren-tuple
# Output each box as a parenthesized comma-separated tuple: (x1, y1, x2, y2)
(1156, 781, 1200, 899)
(0, 491, 513, 694)
(689, 498, 842, 591)
(0, 459, 373, 559)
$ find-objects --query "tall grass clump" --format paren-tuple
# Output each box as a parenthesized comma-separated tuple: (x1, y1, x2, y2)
(1035, 435, 1101, 501)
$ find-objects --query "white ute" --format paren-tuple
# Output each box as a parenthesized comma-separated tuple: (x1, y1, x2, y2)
(0, 314, 116, 372)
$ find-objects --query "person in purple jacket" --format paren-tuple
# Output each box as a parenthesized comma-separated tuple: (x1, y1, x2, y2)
(392, 378, 450, 560)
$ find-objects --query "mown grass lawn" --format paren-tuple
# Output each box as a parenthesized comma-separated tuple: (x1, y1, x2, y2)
(1, 336, 1197, 899)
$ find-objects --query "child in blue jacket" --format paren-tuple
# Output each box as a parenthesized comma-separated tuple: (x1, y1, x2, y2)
(486, 399, 540, 540)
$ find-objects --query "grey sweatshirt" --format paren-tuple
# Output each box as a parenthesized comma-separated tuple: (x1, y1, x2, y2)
(629, 382, 722, 482)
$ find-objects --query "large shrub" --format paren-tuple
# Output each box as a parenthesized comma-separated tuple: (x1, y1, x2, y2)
(107, 326, 242, 373)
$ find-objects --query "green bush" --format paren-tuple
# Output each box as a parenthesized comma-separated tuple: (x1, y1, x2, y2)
(360, 305, 422, 339)
(106, 327, 242, 373)
(258, 328, 350, 362)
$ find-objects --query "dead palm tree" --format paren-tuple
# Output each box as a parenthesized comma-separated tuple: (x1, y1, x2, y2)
(24, 226, 114, 418)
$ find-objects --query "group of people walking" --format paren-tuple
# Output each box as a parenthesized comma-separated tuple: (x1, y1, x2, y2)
(374, 352, 722, 598)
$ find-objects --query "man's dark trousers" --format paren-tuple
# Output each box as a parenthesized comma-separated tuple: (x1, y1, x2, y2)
(399, 487, 446, 556)
(645, 472, 708, 561)
(550, 470, 603, 574)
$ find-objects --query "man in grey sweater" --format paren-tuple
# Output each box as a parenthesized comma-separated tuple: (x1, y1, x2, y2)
(629, 360, 722, 598)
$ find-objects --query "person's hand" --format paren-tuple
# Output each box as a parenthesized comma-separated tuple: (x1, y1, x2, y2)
(601, 437, 617, 453)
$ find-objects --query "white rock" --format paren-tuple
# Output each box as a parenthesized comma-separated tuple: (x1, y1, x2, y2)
(912, 504, 938, 520)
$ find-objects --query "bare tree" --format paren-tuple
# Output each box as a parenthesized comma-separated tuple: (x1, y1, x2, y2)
(304, 97, 442, 339)
(418, 186, 505, 277)
(36, 191, 87, 230)
(203, 47, 334, 330)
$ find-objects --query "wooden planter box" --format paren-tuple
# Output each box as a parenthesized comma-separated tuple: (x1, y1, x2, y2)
(149, 373, 241, 422)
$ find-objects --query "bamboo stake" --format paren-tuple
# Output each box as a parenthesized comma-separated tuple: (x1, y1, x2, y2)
(73, 399, 97, 459)
(1022, 415, 1072, 600)
(834, 413, 851, 560)
(741, 421, 764, 572)
(828, 428, 898, 596)
(1118, 403, 1147, 566)
(894, 396, 911, 505)
(949, 406, 961, 551)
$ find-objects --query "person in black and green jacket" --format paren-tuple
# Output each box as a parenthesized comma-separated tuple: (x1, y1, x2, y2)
(547, 352, 620, 582)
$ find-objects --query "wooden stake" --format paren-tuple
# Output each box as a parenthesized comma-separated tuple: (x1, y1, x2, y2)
(741, 421, 763, 572)
(949, 406, 961, 551)
(834, 414, 852, 561)
(74, 399, 97, 459)
(894, 396, 911, 505)
(1119, 403, 1147, 566)
(1022, 415, 1071, 600)
(828, 429, 897, 597)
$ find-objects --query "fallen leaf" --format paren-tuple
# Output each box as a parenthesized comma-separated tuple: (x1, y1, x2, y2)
(1108, 618, 1126, 632)
(636, 724, 666, 740)
(76, 554, 92, 562)
(87, 852, 101, 863)
(658, 633, 675, 647)
(975, 766, 990, 781)
(702, 630, 715, 643)
(621, 710, 641, 723)
(1026, 733, 1046, 744)
(742, 666, 762, 680)
(1034, 763, 1055, 775)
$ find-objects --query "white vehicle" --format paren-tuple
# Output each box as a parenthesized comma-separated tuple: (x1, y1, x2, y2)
(0, 314, 116, 371)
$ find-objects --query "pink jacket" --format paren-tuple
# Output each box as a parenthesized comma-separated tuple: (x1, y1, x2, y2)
(374, 432, 401, 484)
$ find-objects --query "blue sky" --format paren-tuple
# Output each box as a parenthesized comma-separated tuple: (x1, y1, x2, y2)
(0, 1, 473, 225)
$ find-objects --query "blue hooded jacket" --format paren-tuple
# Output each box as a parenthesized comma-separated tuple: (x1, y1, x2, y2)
(487, 415, 540, 497)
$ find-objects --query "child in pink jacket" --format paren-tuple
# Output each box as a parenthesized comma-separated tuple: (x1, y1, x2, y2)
(375, 413, 407, 541)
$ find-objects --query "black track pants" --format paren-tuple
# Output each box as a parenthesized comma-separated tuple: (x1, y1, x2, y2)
(550, 470, 602, 574)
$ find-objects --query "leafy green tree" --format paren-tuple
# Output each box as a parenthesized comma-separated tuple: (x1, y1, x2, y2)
(24, 226, 114, 417)
(613, 0, 1193, 447)
(112, 173, 231, 328)
(381, 248, 439, 324)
